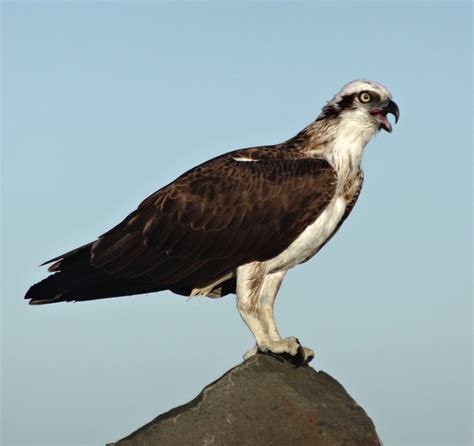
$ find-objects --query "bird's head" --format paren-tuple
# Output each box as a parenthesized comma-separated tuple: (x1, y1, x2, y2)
(319, 79, 400, 134)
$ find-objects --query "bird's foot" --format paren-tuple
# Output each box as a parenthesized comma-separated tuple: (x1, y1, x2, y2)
(244, 337, 315, 365)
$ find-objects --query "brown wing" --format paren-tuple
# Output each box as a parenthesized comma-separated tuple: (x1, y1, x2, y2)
(82, 153, 337, 292)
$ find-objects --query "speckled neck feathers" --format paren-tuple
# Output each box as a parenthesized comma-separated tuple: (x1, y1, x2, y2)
(287, 102, 378, 176)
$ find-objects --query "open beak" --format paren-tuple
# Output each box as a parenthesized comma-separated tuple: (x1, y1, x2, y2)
(370, 99, 400, 133)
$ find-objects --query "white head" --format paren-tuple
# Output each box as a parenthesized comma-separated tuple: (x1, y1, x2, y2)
(318, 79, 399, 134)
(303, 79, 400, 169)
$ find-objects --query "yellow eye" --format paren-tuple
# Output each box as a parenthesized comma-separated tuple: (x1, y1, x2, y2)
(359, 92, 372, 103)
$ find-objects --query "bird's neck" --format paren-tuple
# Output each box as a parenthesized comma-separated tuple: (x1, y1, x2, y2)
(328, 118, 377, 172)
(299, 114, 378, 174)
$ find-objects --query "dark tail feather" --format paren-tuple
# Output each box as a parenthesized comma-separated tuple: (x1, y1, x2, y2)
(25, 244, 165, 305)
(25, 268, 166, 304)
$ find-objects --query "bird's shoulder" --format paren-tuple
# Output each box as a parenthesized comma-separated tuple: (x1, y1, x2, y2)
(138, 144, 337, 210)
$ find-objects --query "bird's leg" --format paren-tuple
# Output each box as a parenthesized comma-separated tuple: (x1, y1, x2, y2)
(236, 263, 273, 358)
(236, 264, 314, 364)
(257, 270, 314, 363)
(258, 270, 286, 342)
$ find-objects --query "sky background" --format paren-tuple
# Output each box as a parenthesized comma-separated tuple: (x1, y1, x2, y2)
(1, 2, 472, 445)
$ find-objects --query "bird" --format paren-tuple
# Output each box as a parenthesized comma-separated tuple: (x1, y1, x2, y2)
(25, 79, 399, 364)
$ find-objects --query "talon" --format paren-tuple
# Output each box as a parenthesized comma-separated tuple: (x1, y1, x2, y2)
(297, 345, 305, 362)
(254, 337, 314, 366)
(261, 349, 285, 363)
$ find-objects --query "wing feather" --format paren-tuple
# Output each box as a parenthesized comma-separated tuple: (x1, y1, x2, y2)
(87, 154, 337, 291)
(47, 150, 337, 297)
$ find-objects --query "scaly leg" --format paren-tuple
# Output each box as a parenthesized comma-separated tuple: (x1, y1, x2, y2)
(259, 270, 285, 340)
(236, 263, 314, 363)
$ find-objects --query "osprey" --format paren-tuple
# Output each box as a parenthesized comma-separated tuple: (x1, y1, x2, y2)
(25, 79, 399, 364)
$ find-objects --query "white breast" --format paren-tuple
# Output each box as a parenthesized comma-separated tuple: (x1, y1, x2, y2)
(261, 109, 371, 275)
(264, 196, 347, 273)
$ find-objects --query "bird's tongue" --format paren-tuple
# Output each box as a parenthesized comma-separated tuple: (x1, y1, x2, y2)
(371, 110, 392, 133)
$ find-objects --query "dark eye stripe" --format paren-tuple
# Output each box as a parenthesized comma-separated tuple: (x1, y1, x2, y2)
(337, 93, 357, 110)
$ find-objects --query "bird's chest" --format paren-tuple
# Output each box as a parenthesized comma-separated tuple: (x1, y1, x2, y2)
(265, 196, 347, 273)
(264, 170, 361, 274)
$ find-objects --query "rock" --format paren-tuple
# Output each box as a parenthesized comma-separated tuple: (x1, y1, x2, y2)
(109, 354, 382, 446)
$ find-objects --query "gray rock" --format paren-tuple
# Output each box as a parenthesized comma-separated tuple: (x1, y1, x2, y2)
(109, 354, 382, 446)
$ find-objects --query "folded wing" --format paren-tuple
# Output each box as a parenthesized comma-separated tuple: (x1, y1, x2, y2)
(26, 153, 337, 303)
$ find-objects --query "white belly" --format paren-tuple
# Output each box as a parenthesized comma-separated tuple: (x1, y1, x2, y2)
(264, 196, 347, 273)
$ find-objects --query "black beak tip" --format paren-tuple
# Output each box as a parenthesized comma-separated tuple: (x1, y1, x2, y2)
(387, 99, 400, 124)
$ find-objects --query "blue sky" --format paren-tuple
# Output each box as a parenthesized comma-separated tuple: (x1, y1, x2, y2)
(2, 2, 472, 445)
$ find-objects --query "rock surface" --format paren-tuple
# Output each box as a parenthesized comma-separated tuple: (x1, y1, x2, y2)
(109, 354, 382, 446)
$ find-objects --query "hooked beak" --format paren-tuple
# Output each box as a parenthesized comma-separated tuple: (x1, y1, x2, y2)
(370, 99, 400, 133)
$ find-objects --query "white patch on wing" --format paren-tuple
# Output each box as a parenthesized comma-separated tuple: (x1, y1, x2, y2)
(232, 157, 258, 162)
(264, 196, 347, 273)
